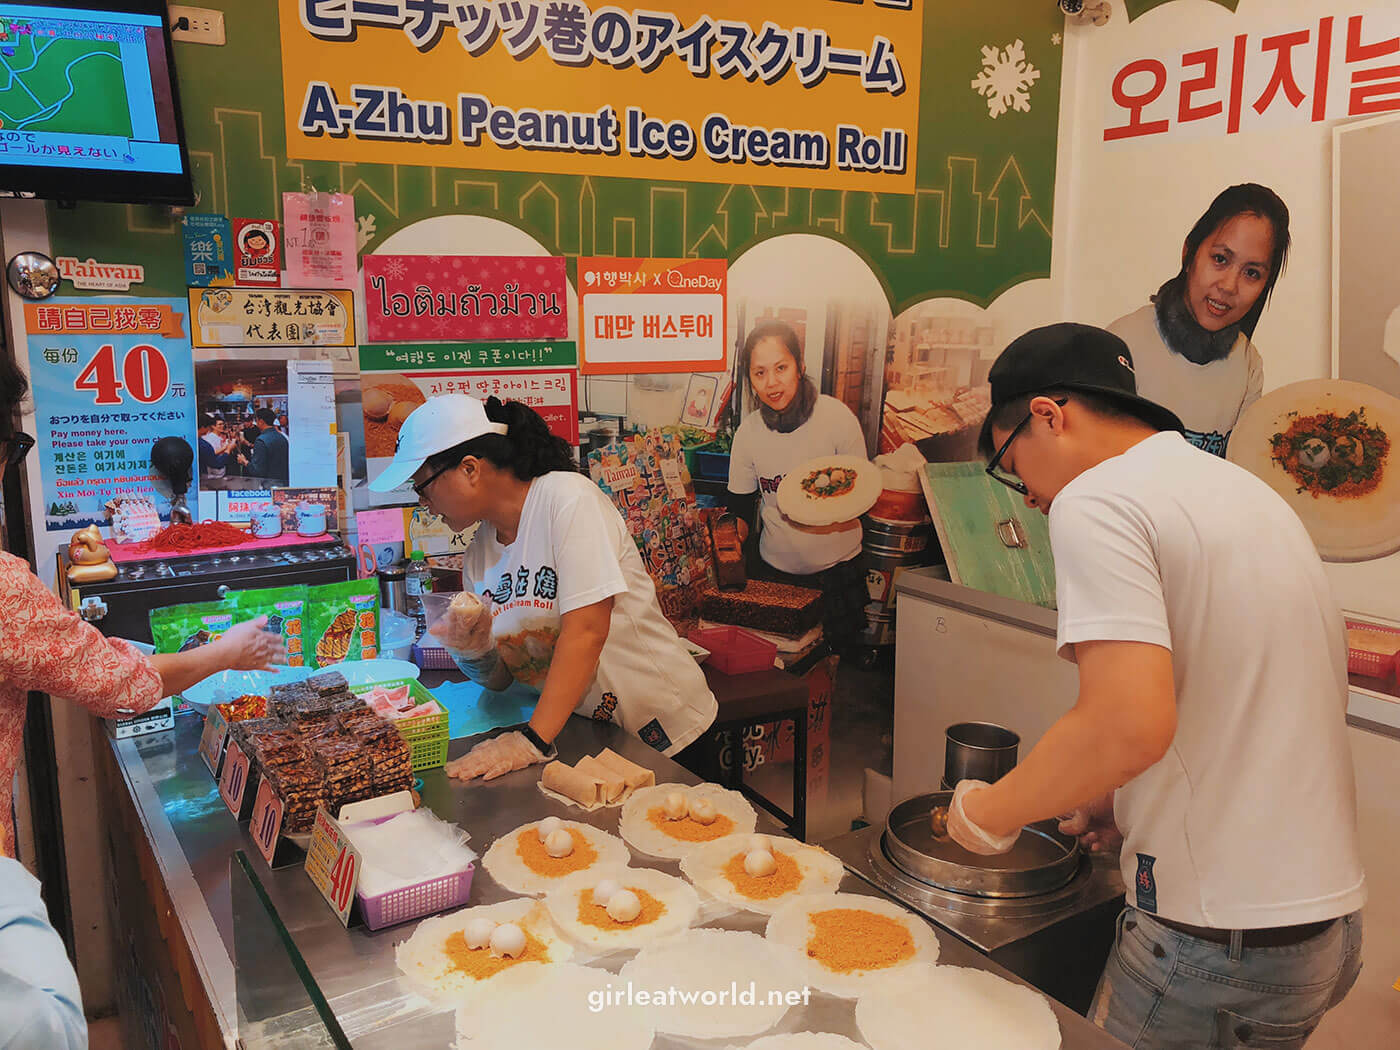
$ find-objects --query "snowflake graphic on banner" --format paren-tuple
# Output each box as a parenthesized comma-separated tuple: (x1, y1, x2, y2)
(356, 214, 377, 252)
(382, 257, 409, 280)
(971, 39, 1041, 119)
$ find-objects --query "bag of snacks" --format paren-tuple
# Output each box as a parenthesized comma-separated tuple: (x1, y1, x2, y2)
(305, 579, 380, 668)
(227, 585, 309, 668)
(149, 601, 234, 654)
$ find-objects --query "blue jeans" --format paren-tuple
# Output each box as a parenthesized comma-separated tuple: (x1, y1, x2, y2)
(1090, 907, 1363, 1049)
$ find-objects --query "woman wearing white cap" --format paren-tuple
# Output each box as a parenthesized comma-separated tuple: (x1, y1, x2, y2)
(370, 394, 717, 780)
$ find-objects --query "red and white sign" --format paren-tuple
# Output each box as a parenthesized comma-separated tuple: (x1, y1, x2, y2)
(283, 191, 356, 288)
(233, 219, 282, 287)
(363, 255, 568, 343)
(57, 257, 145, 291)
(395, 368, 579, 446)
(1103, 9, 1400, 144)
(303, 806, 361, 926)
(579, 258, 727, 375)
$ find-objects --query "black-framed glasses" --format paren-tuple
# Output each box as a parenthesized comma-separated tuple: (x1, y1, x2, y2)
(984, 398, 1067, 495)
(0, 432, 34, 467)
(412, 460, 454, 501)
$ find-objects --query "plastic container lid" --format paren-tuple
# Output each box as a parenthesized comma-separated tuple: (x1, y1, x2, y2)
(410, 550, 426, 562)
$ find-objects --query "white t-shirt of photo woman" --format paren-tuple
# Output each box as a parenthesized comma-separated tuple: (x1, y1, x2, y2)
(463, 470, 716, 757)
(728, 394, 866, 576)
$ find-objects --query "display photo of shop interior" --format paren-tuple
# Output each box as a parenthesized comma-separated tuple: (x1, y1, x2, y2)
(194, 354, 293, 488)
(881, 302, 998, 462)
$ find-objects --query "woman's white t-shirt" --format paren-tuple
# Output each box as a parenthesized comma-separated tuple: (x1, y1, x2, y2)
(1050, 432, 1366, 928)
(728, 395, 867, 575)
(1108, 303, 1263, 458)
(463, 471, 716, 756)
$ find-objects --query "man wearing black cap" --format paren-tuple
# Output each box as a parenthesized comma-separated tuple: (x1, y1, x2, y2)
(946, 324, 1364, 1048)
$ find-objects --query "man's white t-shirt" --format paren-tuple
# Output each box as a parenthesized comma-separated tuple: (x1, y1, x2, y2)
(464, 471, 716, 757)
(1050, 432, 1365, 928)
(728, 395, 866, 575)
(1108, 304, 1263, 458)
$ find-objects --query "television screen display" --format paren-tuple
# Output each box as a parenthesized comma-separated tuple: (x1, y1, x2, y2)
(0, 1, 193, 204)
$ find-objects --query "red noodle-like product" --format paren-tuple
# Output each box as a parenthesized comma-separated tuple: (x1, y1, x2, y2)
(144, 522, 250, 552)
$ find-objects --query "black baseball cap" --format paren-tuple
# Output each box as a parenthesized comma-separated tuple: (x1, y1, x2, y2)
(978, 323, 1185, 454)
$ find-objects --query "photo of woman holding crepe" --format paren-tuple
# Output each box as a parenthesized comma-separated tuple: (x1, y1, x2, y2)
(726, 319, 872, 653)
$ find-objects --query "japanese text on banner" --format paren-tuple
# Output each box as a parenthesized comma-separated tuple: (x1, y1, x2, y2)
(280, 1, 922, 192)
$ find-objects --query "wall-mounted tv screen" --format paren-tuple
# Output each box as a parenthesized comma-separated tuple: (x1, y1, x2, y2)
(0, 1, 193, 204)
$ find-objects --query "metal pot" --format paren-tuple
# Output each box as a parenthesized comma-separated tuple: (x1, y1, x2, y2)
(883, 792, 1080, 898)
(944, 722, 1019, 787)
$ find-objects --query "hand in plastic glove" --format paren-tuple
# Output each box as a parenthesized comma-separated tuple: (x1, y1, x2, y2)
(434, 591, 496, 657)
(946, 779, 1021, 856)
(1058, 792, 1122, 854)
(213, 616, 283, 672)
(445, 731, 545, 782)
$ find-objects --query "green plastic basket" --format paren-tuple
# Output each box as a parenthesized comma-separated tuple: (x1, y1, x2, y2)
(350, 678, 449, 772)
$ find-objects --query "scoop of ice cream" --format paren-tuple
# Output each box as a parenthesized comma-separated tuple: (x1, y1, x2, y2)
(363, 387, 394, 421)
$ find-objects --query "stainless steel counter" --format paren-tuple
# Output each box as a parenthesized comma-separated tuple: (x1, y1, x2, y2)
(109, 708, 1127, 1048)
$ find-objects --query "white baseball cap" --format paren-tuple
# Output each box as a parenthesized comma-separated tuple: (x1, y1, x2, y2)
(368, 393, 508, 493)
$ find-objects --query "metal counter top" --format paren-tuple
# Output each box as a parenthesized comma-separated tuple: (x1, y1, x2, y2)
(111, 709, 1126, 1048)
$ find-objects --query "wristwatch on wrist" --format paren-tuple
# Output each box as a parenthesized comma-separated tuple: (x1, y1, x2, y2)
(519, 723, 556, 759)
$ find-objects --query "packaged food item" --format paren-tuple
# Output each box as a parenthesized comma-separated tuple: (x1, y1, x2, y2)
(227, 585, 309, 667)
(149, 601, 235, 654)
(305, 579, 380, 668)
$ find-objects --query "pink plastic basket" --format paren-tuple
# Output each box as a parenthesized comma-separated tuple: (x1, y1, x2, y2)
(348, 811, 475, 930)
(687, 625, 778, 675)
(1345, 620, 1400, 679)
(358, 864, 474, 930)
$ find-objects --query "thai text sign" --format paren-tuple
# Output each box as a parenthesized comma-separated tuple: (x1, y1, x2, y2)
(363, 254, 568, 342)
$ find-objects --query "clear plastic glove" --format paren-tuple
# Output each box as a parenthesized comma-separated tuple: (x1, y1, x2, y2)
(444, 731, 545, 782)
(946, 780, 1021, 856)
(1058, 793, 1122, 854)
(213, 616, 283, 672)
(428, 591, 495, 656)
(425, 591, 510, 687)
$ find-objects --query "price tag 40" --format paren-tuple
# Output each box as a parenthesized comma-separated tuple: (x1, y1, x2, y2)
(303, 806, 360, 926)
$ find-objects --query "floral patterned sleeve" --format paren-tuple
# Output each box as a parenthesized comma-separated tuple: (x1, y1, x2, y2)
(0, 554, 163, 716)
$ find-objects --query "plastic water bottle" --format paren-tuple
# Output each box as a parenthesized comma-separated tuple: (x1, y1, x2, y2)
(405, 550, 434, 640)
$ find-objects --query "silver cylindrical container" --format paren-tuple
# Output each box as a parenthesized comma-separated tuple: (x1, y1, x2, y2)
(943, 722, 1020, 787)
(378, 565, 408, 615)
